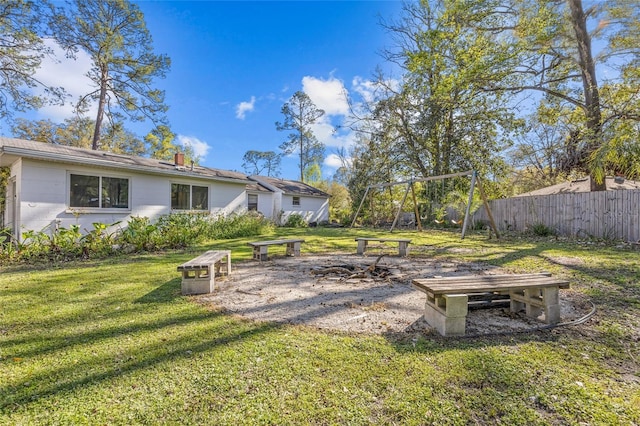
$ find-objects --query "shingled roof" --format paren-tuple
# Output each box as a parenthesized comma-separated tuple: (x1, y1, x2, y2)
(250, 175, 329, 198)
(0, 137, 250, 184)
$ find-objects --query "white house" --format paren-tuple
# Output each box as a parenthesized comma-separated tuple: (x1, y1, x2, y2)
(0, 137, 329, 241)
(249, 175, 329, 225)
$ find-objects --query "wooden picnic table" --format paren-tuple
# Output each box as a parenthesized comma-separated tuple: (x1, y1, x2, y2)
(412, 273, 570, 336)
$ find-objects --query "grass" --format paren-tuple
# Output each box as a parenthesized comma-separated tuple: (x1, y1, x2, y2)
(1, 227, 639, 425)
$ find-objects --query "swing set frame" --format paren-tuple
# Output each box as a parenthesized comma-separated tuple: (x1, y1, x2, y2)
(350, 170, 500, 238)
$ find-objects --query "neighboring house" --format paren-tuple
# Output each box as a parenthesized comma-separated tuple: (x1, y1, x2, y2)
(249, 175, 329, 225)
(0, 137, 329, 241)
(515, 176, 640, 196)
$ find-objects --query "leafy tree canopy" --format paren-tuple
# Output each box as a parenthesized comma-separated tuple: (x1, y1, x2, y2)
(0, 0, 65, 120)
(276, 91, 325, 182)
(242, 150, 281, 177)
(51, 0, 170, 150)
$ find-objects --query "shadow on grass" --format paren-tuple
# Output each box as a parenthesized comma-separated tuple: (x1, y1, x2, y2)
(1, 307, 279, 410)
(383, 322, 564, 354)
(135, 278, 182, 303)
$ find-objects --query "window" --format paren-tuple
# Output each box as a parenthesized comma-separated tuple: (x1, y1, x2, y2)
(70, 173, 129, 209)
(247, 194, 258, 211)
(292, 196, 300, 207)
(171, 183, 208, 210)
(192, 186, 209, 210)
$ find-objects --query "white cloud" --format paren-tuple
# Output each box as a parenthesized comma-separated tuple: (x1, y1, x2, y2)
(351, 76, 378, 105)
(177, 135, 210, 159)
(302, 75, 349, 116)
(323, 153, 345, 169)
(294, 74, 398, 159)
(235, 96, 256, 120)
(34, 39, 95, 120)
(311, 119, 357, 150)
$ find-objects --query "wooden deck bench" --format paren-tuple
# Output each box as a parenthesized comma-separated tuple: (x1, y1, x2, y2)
(355, 237, 411, 257)
(177, 250, 231, 295)
(412, 273, 570, 336)
(247, 239, 305, 261)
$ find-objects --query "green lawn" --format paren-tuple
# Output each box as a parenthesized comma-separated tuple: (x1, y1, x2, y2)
(1, 228, 639, 425)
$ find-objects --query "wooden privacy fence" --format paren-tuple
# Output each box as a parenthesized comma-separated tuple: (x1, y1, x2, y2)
(473, 190, 640, 242)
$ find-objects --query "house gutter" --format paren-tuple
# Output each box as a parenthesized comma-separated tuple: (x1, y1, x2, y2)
(1, 145, 250, 185)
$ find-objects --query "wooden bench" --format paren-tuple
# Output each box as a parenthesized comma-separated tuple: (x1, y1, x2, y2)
(412, 273, 570, 336)
(177, 250, 231, 295)
(247, 239, 305, 261)
(355, 237, 411, 257)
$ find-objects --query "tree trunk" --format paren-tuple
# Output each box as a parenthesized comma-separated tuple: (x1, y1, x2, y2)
(568, 0, 605, 191)
(298, 108, 304, 182)
(92, 66, 109, 150)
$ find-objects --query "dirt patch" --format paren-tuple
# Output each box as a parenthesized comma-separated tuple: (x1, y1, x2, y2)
(197, 254, 592, 336)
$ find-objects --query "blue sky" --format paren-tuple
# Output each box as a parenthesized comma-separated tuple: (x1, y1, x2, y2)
(11, 0, 405, 180)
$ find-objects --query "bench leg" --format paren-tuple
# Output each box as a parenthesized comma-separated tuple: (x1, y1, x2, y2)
(258, 246, 269, 261)
(356, 240, 367, 255)
(424, 294, 468, 336)
(510, 286, 561, 324)
(252, 246, 269, 261)
(181, 266, 214, 295)
(286, 242, 301, 257)
(542, 287, 561, 323)
(524, 288, 543, 319)
(398, 242, 409, 257)
(214, 254, 232, 276)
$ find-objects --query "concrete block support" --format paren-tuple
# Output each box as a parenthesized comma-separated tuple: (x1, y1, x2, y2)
(424, 294, 469, 336)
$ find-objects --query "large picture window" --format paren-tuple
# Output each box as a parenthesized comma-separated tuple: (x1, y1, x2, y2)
(171, 183, 209, 210)
(70, 174, 129, 209)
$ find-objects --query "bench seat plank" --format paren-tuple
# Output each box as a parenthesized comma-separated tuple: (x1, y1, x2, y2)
(247, 239, 304, 247)
(413, 275, 569, 296)
(177, 250, 229, 271)
(355, 237, 412, 243)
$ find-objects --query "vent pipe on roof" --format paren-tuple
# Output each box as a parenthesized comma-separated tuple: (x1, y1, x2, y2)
(175, 152, 184, 166)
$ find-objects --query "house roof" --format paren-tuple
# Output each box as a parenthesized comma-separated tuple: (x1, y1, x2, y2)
(250, 175, 329, 198)
(245, 181, 272, 193)
(0, 137, 250, 184)
(516, 176, 640, 197)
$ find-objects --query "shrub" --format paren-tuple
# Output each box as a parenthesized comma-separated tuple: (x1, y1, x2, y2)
(283, 213, 307, 228)
(209, 212, 274, 239)
(80, 222, 120, 257)
(155, 212, 210, 248)
(1, 212, 275, 264)
(118, 216, 159, 251)
(529, 222, 555, 237)
(15, 225, 83, 261)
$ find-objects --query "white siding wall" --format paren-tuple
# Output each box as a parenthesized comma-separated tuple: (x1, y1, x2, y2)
(256, 192, 274, 218)
(13, 159, 247, 240)
(280, 194, 329, 224)
(210, 181, 248, 216)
